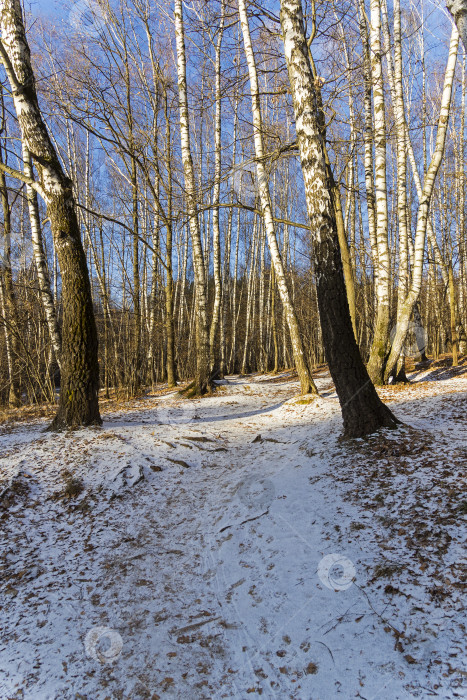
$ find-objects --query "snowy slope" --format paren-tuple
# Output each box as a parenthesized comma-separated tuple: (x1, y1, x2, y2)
(0, 372, 465, 699)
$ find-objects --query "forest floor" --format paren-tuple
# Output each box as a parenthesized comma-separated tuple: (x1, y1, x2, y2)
(0, 363, 466, 699)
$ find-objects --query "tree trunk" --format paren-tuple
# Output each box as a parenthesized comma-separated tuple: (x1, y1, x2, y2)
(239, 0, 317, 395)
(0, 143, 20, 406)
(280, 0, 399, 437)
(209, 1, 225, 377)
(449, 263, 459, 366)
(0, 0, 101, 428)
(366, 0, 391, 385)
(164, 88, 176, 389)
(384, 26, 459, 381)
(447, 0, 467, 49)
(174, 0, 210, 395)
(22, 145, 62, 369)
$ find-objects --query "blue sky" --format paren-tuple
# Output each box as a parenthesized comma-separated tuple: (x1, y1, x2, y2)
(28, 0, 57, 16)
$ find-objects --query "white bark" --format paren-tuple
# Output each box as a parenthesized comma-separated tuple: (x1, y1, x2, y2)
(209, 0, 225, 373)
(238, 0, 316, 394)
(174, 0, 210, 392)
(366, 0, 391, 384)
(385, 26, 459, 380)
(22, 144, 62, 369)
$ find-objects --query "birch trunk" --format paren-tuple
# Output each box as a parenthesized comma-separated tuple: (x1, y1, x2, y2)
(356, 0, 378, 293)
(382, 0, 409, 381)
(209, 0, 225, 376)
(174, 0, 210, 394)
(0, 0, 100, 428)
(366, 0, 391, 385)
(385, 26, 459, 381)
(22, 145, 62, 369)
(447, 0, 467, 49)
(239, 0, 317, 395)
(280, 0, 399, 437)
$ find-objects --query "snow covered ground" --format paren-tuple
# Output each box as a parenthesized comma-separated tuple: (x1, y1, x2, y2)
(0, 369, 465, 699)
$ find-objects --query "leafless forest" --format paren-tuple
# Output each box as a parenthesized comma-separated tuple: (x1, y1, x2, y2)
(0, 0, 466, 431)
(1, 3, 467, 698)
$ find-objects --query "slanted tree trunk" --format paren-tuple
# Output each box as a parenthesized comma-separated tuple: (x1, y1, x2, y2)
(280, 0, 399, 437)
(0, 0, 101, 428)
(22, 145, 62, 369)
(239, 0, 317, 395)
(174, 0, 210, 395)
(447, 0, 467, 49)
(384, 26, 459, 381)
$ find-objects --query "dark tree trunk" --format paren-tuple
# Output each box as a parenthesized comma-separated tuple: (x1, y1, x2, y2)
(48, 192, 101, 429)
(280, 0, 399, 438)
(0, 0, 101, 429)
(0, 147, 21, 407)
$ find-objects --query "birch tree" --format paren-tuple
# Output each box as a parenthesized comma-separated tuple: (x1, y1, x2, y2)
(0, 0, 101, 428)
(385, 25, 459, 381)
(22, 144, 62, 369)
(209, 0, 225, 376)
(238, 0, 317, 395)
(280, 0, 399, 437)
(447, 0, 467, 48)
(366, 0, 391, 385)
(174, 0, 210, 394)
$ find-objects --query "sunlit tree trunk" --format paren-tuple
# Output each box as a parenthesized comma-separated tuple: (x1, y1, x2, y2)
(239, 0, 317, 395)
(0, 0, 101, 428)
(382, 0, 409, 381)
(280, 0, 399, 437)
(22, 144, 62, 370)
(385, 26, 459, 381)
(209, 0, 225, 376)
(174, 0, 210, 394)
(447, 0, 467, 49)
(366, 0, 391, 385)
(356, 0, 379, 321)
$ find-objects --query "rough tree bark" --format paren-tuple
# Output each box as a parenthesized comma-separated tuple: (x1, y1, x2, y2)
(280, 0, 399, 437)
(447, 0, 467, 49)
(0, 0, 101, 428)
(0, 136, 20, 406)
